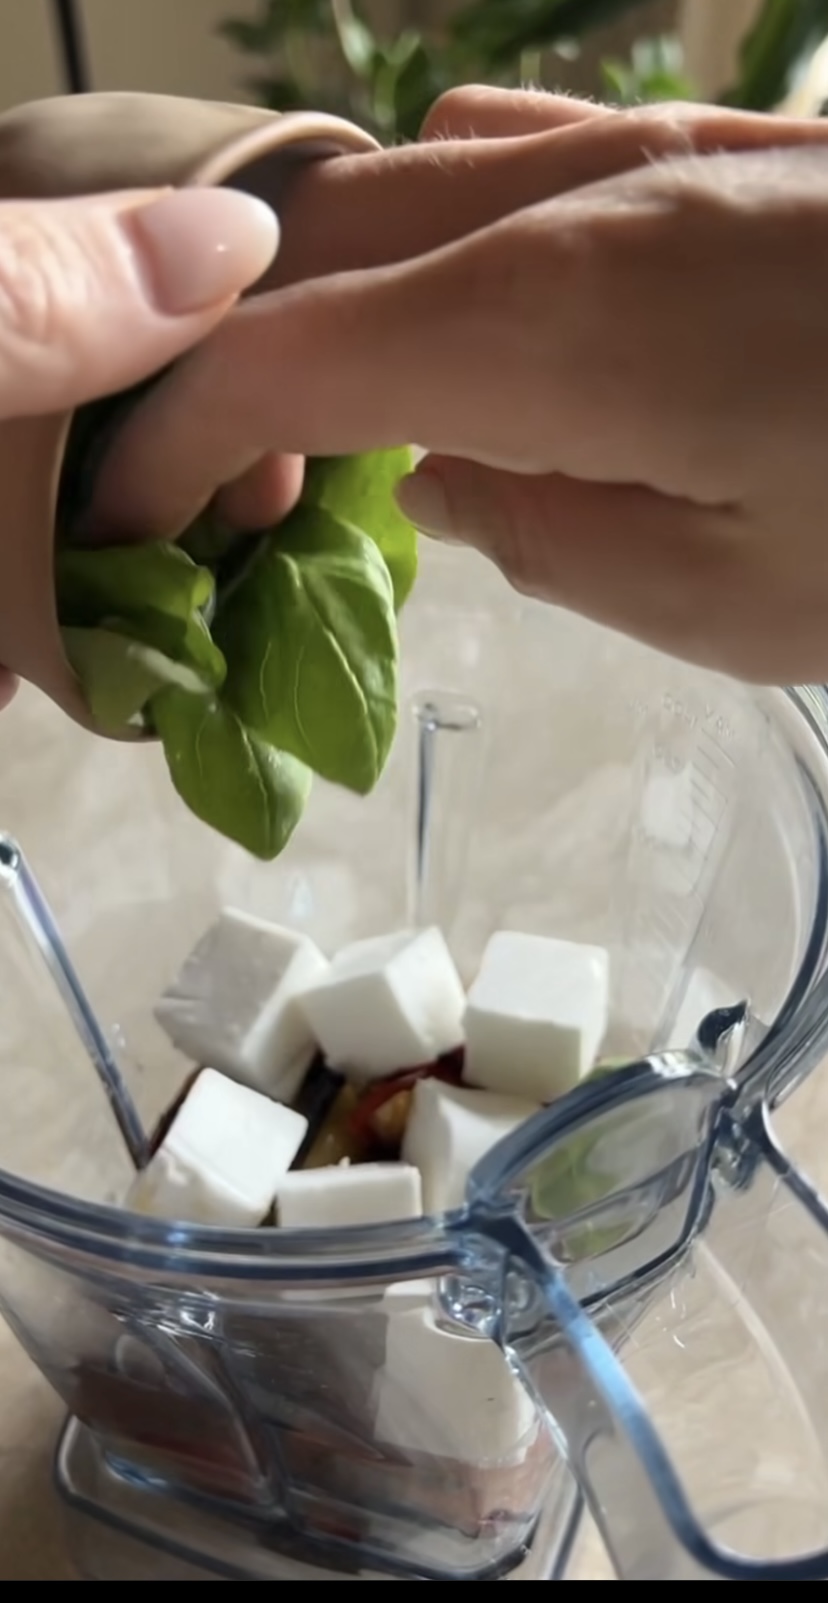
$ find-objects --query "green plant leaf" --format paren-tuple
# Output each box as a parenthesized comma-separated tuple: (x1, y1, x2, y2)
(245, 75, 312, 112)
(178, 510, 241, 569)
(217, 505, 398, 795)
(601, 35, 694, 105)
(62, 628, 208, 733)
(529, 1125, 619, 1221)
(721, 0, 828, 111)
(304, 448, 417, 608)
(219, 0, 331, 52)
(389, 40, 446, 140)
(450, 0, 653, 70)
(528, 1081, 638, 1258)
(218, 18, 273, 53)
(56, 543, 214, 629)
(151, 688, 311, 860)
(100, 607, 226, 692)
(331, 0, 378, 77)
(529, 1057, 627, 1213)
(57, 367, 416, 852)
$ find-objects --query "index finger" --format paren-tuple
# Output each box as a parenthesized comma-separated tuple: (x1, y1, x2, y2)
(419, 85, 611, 141)
(87, 175, 662, 534)
(92, 135, 828, 537)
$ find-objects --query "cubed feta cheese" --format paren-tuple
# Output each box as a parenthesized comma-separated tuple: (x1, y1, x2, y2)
(125, 1068, 307, 1228)
(381, 1279, 435, 1314)
(154, 909, 329, 1102)
(463, 931, 609, 1101)
(297, 927, 465, 1081)
(374, 1307, 537, 1464)
(276, 1162, 422, 1228)
(402, 1079, 537, 1213)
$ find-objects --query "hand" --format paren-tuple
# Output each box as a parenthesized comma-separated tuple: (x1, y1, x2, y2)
(95, 94, 828, 684)
(0, 184, 279, 707)
(94, 93, 828, 538)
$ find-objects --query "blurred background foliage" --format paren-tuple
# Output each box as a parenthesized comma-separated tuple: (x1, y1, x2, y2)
(219, 0, 828, 142)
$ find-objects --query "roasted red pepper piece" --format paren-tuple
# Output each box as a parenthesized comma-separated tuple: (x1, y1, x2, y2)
(347, 1048, 465, 1149)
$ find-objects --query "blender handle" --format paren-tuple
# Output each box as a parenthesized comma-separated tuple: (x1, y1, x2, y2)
(483, 1212, 828, 1581)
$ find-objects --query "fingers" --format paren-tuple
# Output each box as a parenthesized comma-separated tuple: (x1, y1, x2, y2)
(85, 164, 687, 538)
(90, 132, 828, 540)
(266, 90, 609, 289)
(419, 84, 610, 140)
(265, 123, 599, 287)
(397, 456, 752, 677)
(270, 96, 828, 288)
(0, 187, 279, 420)
(88, 230, 506, 536)
(87, 139, 705, 538)
(213, 450, 304, 531)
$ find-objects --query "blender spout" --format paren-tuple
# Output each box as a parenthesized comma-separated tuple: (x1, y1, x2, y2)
(692, 1000, 750, 1076)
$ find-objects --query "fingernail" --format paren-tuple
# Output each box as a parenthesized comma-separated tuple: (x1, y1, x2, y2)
(397, 468, 452, 539)
(123, 188, 280, 314)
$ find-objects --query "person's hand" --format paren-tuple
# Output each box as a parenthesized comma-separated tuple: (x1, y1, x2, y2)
(93, 94, 828, 542)
(91, 94, 828, 684)
(0, 183, 279, 708)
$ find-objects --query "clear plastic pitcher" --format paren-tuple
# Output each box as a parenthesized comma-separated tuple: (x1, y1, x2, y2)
(1, 542, 828, 1581)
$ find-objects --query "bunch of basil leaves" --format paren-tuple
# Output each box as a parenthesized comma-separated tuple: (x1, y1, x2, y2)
(56, 394, 417, 860)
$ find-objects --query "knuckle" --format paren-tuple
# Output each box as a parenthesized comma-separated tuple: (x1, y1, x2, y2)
(420, 84, 494, 140)
(476, 479, 554, 598)
(615, 104, 714, 168)
(0, 206, 101, 370)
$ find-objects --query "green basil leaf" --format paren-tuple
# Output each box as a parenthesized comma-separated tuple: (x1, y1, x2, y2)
(151, 689, 311, 860)
(528, 1125, 630, 1258)
(529, 1063, 639, 1257)
(216, 505, 398, 796)
(62, 627, 208, 733)
(101, 608, 226, 692)
(304, 448, 418, 608)
(529, 1125, 620, 1221)
(178, 508, 242, 569)
(56, 543, 214, 628)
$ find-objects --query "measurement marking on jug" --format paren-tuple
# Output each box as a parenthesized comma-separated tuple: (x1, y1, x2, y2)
(622, 716, 739, 1054)
(692, 775, 729, 811)
(691, 769, 728, 807)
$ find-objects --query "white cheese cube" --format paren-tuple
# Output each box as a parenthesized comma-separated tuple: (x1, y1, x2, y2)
(402, 1080, 537, 1213)
(297, 927, 465, 1081)
(381, 1279, 435, 1313)
(374, 1307, 537, 1465)
(154, 909, 329, 1101)
(463, 932, 609, 1101)
(125, 1068, 307, 1228)
(276, 1162, 423, 1228)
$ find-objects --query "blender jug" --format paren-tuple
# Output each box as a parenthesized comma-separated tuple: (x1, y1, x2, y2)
(0, 541, 827, 1579)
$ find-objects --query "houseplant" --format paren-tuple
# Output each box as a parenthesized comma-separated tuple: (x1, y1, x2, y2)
(220, 0, 828, 139)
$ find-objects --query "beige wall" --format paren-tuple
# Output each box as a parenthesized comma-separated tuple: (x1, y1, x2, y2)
(679, 0, 762, 98)
(0, 0, 60, 108)
(82, 0, 255, 102)
(0, 0, 258, 111)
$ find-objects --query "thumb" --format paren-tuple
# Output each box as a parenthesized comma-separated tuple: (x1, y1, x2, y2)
(398, 456, 739, 674)
(0, 187, 279, 420)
